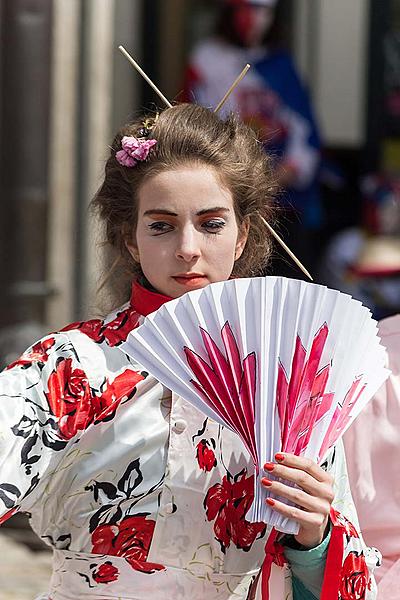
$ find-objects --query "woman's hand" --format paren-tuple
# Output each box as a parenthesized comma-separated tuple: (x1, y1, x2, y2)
(261, 452, 335, 548)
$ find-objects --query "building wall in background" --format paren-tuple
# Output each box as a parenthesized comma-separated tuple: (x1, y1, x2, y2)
(293, 0, 370, 148)
(46, 0, 144, 330)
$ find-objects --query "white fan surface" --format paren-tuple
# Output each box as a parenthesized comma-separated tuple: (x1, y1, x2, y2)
(121, 277, 389, 534)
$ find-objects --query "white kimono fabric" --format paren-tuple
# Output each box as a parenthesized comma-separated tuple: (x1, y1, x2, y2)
(0, 283, 380, 599)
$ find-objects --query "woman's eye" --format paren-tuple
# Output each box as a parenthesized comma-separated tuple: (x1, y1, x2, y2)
(202, 219, 226, 233)
(149, 222, 173, 234)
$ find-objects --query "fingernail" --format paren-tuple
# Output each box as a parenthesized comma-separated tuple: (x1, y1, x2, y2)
(266, 498, 275, 506)
(275, 453, 285, 462)
(261, 477, 273, 487)
(263, 462, 275, 472)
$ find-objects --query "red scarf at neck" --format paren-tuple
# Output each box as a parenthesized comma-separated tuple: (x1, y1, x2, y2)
(130, 280, 173, 317)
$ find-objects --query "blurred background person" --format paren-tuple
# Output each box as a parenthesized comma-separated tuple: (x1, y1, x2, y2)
(183, 0, 322, 277)
(318, 172, 400, 319)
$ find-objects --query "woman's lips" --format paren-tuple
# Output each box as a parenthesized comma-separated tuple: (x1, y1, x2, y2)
(172, 275, 208, 287)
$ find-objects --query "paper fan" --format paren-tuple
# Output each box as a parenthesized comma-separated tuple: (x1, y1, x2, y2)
(121, 277, 389, 534)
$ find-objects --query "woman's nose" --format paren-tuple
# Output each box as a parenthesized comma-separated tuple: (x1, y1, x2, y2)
(175, 227, 201, 262)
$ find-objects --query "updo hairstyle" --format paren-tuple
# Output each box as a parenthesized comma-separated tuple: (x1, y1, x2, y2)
(92, 103, 278, 304)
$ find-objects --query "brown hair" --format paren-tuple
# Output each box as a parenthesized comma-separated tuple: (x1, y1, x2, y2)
(92, 103, 278, 306)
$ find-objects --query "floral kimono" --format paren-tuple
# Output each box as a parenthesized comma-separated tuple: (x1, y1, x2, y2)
(0, 281, 379, 599)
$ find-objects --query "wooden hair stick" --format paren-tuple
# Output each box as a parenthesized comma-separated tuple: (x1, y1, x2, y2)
(214, 64, 251, 113)
(118, 45, 172, 108)
(259, 215, 313, 281)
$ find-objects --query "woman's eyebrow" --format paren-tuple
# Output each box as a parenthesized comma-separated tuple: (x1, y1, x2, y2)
(143, 209, 178, 217)
(196, 207, 230, 216)
(143, 207, 230, 217)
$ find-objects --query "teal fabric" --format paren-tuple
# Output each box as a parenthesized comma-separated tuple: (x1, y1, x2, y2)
(284, 530, 331, 599)
(292, 575, 318, 600)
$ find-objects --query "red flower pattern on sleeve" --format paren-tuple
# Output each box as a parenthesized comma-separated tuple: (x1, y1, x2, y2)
(6, 337, 56, 370)
(62, 306, 139, 347)
(204, 470, 266, 553)
(46, 358, 144, 439)
(91, 515, 165, 574)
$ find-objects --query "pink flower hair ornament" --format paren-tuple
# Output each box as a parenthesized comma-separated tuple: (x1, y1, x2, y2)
(116, 136, 157, 167)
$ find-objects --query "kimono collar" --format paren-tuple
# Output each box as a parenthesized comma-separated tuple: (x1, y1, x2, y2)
(130, 280, 173, 316)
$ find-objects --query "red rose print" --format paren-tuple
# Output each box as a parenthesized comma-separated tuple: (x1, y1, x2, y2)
(7, 337, 56, 370)
(91, 369, 145, 424)
(332, 509, 359, 539)
(46, 357, 93, 439)
(196, 440, 217, 472)
(92, 561, 119, 584)
(46, 358, 144, 439)
(339, 551, 370, 600)
(91, 515, 165, 574)
(204, 470, 266, 553)
(62, 307, 139, 347)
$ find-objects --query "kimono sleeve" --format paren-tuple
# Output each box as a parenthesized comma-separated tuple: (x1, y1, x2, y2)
(320, 440, 381, 600)
(0, 332, 89, 522)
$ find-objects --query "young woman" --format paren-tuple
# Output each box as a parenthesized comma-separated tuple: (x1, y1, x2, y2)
(0, 104, 378, 599)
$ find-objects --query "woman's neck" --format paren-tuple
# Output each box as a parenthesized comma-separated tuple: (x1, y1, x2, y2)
(130, 278, 172, 316)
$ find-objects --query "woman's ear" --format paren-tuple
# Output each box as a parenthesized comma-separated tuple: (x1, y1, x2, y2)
(125, 238, 140, 263)
(123, 224, 140, 263)
(234, 217, 250, 260)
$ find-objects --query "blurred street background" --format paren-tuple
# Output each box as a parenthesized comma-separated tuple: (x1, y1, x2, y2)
(1, 0, 400, 597)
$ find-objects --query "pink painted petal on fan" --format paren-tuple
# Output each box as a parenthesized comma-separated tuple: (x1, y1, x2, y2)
(221, 321, 243, 395)
(276, 361, 289, 443)
(318, 376, 366, 459)
(318, 406, 340, 461)
(184, 347, 235, 427)
(184, 346, 249, 444)
(200, 324, 254, 449)
(294, 363, 331, 454)
(283, 324, 329, 452)
(295, 324, 329, 413)
(286, 336, 307, 426)
(238, 352, 258, 466)
(200, 327, 236, 397)
(328, 378, 365, 443)
(190, 378, 235, 429)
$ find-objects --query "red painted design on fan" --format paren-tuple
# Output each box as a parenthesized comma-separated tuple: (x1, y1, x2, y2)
(184, 322, 258, 468)
(276, 323, 366, 458)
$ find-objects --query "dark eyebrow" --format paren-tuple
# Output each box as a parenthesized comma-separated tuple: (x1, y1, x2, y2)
(196, 207, 230, 216)
(143, 209, 178, 217)
(143, 207, 230, 217)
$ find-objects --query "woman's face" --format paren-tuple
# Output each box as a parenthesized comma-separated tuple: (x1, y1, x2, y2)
(126, 165, 249, 298)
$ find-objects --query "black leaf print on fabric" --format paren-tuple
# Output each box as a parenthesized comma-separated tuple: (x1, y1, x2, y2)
(0, 483, 21, 508)
(192, 417, 208, 443)
(20, 432, 42, 472)
(25, 473, 40, 496)
(89, 503, 123, 534)
(42, 427, 68, 451)
(11, 415, 36, 438)
(86, 481, 121, 503)
(117, 458, 143, 496)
